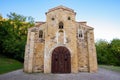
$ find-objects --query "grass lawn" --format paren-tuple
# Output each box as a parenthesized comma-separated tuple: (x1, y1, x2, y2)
(99, 65, 120, 72)
(0, 55, 23, 74)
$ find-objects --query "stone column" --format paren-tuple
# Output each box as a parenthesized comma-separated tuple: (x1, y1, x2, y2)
(24, 30, 30, 72)
(44, 45, 50, 73)
(87, 29, 98, 72)
(28, 32, 35, 73)
(24, 31, 35, 73)
(91, 30, 98, 72)
(72, 47, 78, 73)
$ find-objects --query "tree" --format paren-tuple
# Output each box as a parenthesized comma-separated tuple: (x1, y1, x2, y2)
(96, 39, 120, 66)
(96, 39, 109, 64)
(0, 14, 2, 20)
(110, 39, 120, 65)
(0, 12, 34, 62)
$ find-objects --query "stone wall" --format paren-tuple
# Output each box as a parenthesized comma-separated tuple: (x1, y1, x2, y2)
(87, 29, 98, 72)
(24, 30, 35, 73)
(24, 6, 97, 73)
(44, 8, 78, 73)
(77, 23, 89, 72)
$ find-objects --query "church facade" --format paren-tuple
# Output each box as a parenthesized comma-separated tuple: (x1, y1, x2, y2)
(24, 6, 97, 73)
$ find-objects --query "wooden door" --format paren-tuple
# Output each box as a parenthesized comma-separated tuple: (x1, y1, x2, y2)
(51, 46, 71, 73)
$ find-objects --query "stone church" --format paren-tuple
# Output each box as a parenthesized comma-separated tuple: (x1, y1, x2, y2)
(24, 6, 97, 73)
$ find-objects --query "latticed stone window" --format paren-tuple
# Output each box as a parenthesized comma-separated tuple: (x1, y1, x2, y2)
(78, 29, 84, 39)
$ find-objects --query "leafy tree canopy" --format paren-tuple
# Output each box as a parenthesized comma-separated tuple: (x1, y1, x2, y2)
(96, 39, 120, 66)
(0, 12, 34, 62)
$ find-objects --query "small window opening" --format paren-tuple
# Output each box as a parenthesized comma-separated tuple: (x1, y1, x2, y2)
(68, 17, 71, 20)
(59, 22, 63, 29)
(39, 30, 43, 38)
(51, 17, 54, 20)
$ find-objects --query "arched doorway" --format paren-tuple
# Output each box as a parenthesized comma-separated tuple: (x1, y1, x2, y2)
(51, 46, 71, 73)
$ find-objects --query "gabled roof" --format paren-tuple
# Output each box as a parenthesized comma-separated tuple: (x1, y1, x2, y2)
(77, 21, 94, 30)
(46, 5, 76, 14)
(35, 22, 45, 27)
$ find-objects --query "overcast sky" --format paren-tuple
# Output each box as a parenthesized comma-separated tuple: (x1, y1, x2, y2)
(0, 0, 120, 41)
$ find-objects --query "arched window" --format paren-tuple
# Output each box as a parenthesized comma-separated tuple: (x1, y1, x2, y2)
(39, 30, 43, 38)
(78, 29, 84, 39)
(59, 22, 63, 29)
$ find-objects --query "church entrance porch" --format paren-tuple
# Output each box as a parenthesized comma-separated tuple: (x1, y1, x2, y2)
(51, 46, 71, 73)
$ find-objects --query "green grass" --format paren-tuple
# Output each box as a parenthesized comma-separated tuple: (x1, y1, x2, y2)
(0, 55, 23, 74)
(99, 65, 120, 72)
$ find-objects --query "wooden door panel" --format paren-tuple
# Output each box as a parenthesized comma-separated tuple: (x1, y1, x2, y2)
(52, 46, 71, 73)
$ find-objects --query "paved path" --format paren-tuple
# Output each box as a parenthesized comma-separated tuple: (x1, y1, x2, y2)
(0, 68, 120, 80)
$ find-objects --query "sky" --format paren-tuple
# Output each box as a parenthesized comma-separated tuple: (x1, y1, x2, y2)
(0, 0, 120, 42)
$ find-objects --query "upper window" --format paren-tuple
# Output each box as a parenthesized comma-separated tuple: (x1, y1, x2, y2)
(51, 17, 55, 20)
(59, 22, 63, 29)
(78, 29, 84, 39)
(68, 16, 71, 20)
(39, 30, 43, 38)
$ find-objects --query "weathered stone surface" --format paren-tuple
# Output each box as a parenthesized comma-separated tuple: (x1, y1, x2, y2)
(24, 5, 97, 73)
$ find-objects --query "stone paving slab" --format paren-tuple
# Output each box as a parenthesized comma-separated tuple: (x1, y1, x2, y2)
(0, 68, 120, 80)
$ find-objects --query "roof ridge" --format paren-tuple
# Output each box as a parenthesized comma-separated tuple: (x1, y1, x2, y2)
(46, 5, 75, 14)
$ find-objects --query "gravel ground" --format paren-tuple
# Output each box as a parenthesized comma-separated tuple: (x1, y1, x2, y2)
(0, 68, 120, 80)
